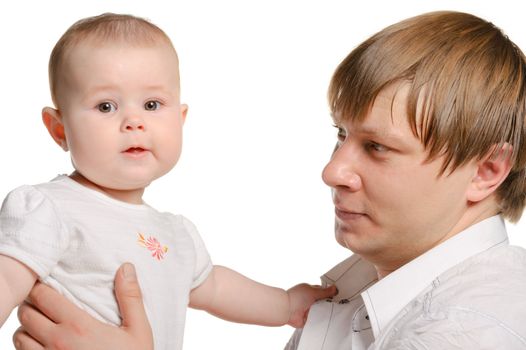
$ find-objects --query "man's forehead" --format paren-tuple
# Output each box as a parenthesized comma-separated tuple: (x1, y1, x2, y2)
(348, 119, 409, 145)
(331, 111, 405, 136)
(331, 83, 420, 138)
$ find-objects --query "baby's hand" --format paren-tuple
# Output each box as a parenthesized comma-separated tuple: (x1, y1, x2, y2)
(286, 283, 338, 328)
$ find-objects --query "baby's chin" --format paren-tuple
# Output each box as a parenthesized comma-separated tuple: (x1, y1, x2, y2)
(94, 181, 151, 205)
(103, 179, 153, 191)
(76, 172, 151, 192)
(73, 163, 175, 195)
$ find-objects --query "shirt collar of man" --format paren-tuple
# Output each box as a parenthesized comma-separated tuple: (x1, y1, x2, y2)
(321, 215, 508, 340)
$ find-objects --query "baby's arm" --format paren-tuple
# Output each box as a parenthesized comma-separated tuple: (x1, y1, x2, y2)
(189, 265, 336, 327)
(0, 254, 37, 327)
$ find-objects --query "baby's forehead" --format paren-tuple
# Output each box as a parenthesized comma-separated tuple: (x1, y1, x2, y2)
(53, 40, 181, 105)
(59, 38, 180, 76)
(57, 19, 178, 66)
(68, 15, 173, 47)
(67, 34, 176, 53)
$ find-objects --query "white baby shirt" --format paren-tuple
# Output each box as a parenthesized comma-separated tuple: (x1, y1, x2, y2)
(0, 175, 212, 350)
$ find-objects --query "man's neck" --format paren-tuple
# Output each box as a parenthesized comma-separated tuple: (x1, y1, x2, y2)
(374, 200, 501, 280)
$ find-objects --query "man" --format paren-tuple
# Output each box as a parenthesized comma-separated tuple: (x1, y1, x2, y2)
(286, 11, 526, 349)
(12, 10, 526, 350)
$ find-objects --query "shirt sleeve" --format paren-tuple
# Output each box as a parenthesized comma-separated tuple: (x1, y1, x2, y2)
(0, 185, 68, 278)
(179, 215, 213, 289)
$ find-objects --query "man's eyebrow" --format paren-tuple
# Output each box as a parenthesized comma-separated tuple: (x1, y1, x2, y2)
(355, 125, 408, 145)
(359, 126, 390, 137)
(330, 114, 409, 146)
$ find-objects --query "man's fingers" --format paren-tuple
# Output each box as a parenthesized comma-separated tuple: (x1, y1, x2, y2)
(114, 263, 152, 338)
(27, 282, 84, 324)
(17, 302, 58, 346)
(13, 326, 44, 350)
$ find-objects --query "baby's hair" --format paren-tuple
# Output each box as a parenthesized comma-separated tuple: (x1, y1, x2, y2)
(329, 11, 526, 222)
(49, 13, 177, 107)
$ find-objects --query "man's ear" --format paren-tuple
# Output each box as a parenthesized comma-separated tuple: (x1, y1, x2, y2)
(466, 143, 513, 203)
(42, 107, 68, 151)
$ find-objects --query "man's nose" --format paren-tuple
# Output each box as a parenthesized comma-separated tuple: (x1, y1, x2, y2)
(322, 142, 362, 191)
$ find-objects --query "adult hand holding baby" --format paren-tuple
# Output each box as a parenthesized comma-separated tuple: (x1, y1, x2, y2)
(13, 263, 153, 350)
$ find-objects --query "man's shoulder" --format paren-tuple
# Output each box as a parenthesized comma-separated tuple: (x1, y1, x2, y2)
(440, 243, 526, 290)
(431, 243, 526, 314)
(377, 244, 526, 349)
(461, 242, 526, 270)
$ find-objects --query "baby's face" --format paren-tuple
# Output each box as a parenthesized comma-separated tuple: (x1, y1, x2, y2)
(56, 42, 186, 192)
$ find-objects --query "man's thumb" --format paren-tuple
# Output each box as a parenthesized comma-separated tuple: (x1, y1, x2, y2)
(115, 263, 152, 334)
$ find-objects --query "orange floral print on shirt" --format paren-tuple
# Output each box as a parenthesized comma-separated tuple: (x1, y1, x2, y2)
(137, 233, 168, 260)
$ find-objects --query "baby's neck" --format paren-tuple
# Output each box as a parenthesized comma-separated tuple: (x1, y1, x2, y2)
(69, 171, 145, 204)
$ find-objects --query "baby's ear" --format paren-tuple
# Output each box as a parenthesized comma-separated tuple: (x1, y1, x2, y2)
(42, 107, 68, 151)
(181, 103, 188, 124)
(466, 144, 513, 203)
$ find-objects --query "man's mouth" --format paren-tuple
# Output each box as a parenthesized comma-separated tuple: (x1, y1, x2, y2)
(335, 206, 366, 221)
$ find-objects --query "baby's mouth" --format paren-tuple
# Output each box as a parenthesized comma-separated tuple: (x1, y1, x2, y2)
(125, 147, 146, 154)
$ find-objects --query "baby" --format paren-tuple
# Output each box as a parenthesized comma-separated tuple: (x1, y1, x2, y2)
(0, 13, 335, 349)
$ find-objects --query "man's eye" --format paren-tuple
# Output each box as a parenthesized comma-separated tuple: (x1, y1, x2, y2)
(98, 102, 116, 113)
(367, 142, 388, 153)
(333, 125, 346, 140)
(144, 100, 161, 111)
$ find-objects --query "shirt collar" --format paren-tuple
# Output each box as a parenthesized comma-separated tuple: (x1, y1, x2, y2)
(319, 215, 509, 341)
(361, 215, 508, 339)
(321, 253, 378, 301)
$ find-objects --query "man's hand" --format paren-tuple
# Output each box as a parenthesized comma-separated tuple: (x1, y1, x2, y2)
(13, 263, 153, 350)
(287, 284, 338, 328)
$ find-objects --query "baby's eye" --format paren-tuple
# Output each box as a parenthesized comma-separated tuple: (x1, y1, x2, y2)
(144, 100, 161, 111)
(98, 102, 116, 113)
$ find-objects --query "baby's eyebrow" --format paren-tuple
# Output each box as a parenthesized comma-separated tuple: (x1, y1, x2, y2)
(78, 85, 117, 103)
(83, 85, 117, 96)
(143, 85, 170, 92)
(92, 85, 114, 91)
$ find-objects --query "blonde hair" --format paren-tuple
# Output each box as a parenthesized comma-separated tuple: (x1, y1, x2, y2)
(328, 11, 526, 222)
(49, 13, 177, 107)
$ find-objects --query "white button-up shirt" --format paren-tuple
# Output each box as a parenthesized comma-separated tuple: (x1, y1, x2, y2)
(286, 216, 526, 349)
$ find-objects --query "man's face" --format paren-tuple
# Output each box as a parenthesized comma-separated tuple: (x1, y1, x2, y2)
(55, 42, 187, 193)
(322, 83, 476, 272)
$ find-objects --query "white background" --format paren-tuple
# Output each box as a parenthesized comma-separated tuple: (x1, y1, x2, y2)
(0, 1, 524, 349)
